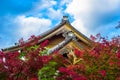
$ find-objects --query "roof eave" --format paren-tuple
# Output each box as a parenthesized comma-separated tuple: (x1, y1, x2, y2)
(2, 18, 68, 52)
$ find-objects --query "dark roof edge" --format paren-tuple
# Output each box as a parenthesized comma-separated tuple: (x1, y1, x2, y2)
(2, 17, 68, 52)
(23, 20, 66, 44)
(2, 16, 92, 52)
(66, 20, 92, 44)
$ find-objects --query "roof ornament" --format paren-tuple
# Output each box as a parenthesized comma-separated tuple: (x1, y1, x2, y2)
(62, 16, 68, 22)
(67, 31, 75, 37)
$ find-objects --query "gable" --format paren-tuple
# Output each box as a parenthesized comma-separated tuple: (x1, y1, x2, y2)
(2, 16, 93, 53)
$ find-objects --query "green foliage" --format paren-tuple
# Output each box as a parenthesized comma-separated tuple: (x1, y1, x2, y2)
(27, 45, 39, 51)
(38, 61, 58, 80)
(19, 45, 39, 58)
(0, 73, 6, 80)
(39, 47, 49, 55)
(19, 52, 27, 59)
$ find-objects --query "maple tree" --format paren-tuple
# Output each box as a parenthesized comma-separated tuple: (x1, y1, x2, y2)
(0, 34, 120, 80)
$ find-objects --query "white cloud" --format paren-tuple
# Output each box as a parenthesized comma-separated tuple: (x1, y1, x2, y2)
(65, 0, 93, 21)
(71, 19, 88, 35)
(33, 0, 57, 11)
(60, 0, 72, 6)
(65, 0, 120, 37)
(94, 0, 120, 12)
(14, 15, 51, 39)
(29, 0, 63, 20)
(47, 8, 63, 19)
(66, 0, 120, 18)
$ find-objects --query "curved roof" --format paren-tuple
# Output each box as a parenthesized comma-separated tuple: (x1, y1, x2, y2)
(2, 16, 93, 52)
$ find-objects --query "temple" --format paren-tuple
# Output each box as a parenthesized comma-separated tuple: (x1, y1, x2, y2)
(2, 16, 93, 54)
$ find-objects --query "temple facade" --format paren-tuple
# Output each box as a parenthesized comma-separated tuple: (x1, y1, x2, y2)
(2, 16, 93, 54)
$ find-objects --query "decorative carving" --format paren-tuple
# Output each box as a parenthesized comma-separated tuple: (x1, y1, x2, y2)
(47, 36, 72, 54)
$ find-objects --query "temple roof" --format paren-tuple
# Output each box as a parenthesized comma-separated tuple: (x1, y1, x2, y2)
(2, 16, 93, 53)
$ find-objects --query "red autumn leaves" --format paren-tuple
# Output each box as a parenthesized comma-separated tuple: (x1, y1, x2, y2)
(0, 34, 120, 80)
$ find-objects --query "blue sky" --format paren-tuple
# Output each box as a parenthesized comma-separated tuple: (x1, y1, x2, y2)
(0, 0, 120, 49)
